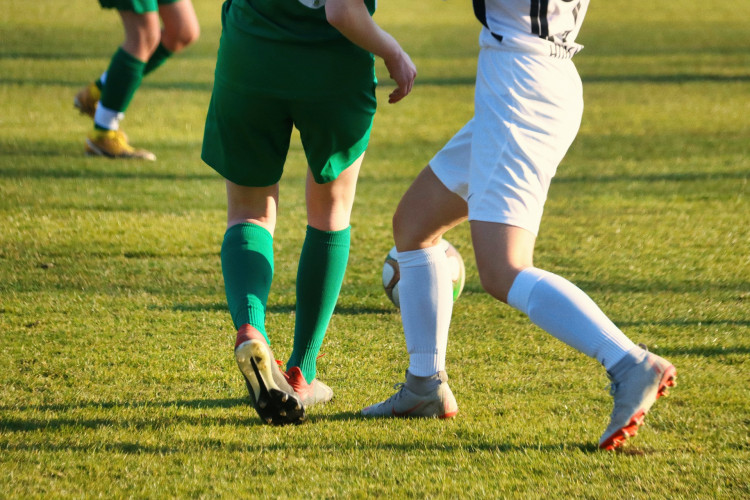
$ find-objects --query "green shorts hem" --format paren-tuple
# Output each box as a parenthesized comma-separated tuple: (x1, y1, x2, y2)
(98, 0, 180, 14)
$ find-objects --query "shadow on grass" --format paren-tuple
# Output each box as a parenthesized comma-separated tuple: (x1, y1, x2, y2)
(0, 77, 213, 92)
(639, 345, 750, 357)
(0, 165, 216, 182)
(166, 302, 395, 315)
(555, 169, 750, 185)
(0, 397, 248, 414)
(0, 403, 664, 456)
(1, 438, 610, 455)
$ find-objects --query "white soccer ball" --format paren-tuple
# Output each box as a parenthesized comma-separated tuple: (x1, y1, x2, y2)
(382, 239, 466, 308)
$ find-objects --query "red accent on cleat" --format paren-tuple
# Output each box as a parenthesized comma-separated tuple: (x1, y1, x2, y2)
(235, 324, 265, 349)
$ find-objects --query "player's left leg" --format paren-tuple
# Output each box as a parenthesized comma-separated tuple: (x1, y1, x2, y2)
(284, 73, 376, 407)
(471, 221, 676, 450)
(283, 157, 364, 407)
(223, 180, 306, 425)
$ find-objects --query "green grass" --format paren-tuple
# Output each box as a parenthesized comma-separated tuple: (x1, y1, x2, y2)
(1, 0, 749, 497)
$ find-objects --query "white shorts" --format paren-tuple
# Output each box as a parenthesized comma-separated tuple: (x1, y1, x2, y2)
(430, 47, 583, 236)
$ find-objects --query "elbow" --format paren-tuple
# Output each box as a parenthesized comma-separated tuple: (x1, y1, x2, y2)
(324, 1, 351, 30)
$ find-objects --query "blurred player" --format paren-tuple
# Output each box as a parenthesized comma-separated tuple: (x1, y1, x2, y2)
(202, 0, 416, 424)
(362, 0, 676, 451)
(74, 0, 200, 160)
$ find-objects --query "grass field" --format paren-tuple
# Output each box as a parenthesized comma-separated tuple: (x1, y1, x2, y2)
(1, 0, 749, 497)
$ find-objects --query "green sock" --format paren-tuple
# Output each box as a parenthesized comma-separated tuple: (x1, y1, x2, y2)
(221, 223, 274, 343)
(143, 43, 172, 76)
(288, 226, 350, 383)
(100, 47, 146, 113)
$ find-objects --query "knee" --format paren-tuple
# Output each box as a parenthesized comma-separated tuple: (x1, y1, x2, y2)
(476, 264, 525, 304)
(163, 22, 200, 53)
(123, 26, 161, 59)
(392, 209, 441, 251)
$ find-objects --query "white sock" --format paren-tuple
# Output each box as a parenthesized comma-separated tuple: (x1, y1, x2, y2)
(507, 267, 636, 370)
(94, 104, 123, 131)
(398, 245, 453, 377)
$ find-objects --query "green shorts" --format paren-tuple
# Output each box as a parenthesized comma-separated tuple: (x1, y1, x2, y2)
(202, 83, 376, 187)
(98, 0, 180, 14)
(201, 1, 377, 187)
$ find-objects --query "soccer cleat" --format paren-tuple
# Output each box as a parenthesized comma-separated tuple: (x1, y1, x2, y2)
(85, 129, 156, 161)
(361, 370, 458, 419)
(234, 324, 306, 426)
(74, 82, 101, 118)
(285, 366, 334, 408)
(599, 352, 677, 451)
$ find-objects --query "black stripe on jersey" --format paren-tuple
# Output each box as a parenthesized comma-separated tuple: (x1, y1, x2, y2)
(473, 0, 503, 42)
(531, 0, 550, 39)
(473, 0, 489, 27)
(531, 0, 540, 35)
(539, 0, 549, 38)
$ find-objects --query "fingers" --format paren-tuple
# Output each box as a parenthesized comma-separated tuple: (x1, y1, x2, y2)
(386, 56, 416, 104)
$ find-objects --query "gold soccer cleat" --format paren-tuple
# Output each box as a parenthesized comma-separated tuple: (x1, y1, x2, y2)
(74, 82, 101, 118)
(85, 129, 156, 161)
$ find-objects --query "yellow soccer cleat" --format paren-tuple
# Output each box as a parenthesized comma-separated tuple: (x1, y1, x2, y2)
(85, 129, 156, 161)
(74, 82, 101, 118)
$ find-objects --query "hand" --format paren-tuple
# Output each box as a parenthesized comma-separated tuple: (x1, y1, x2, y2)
(384, 50, 416, 104)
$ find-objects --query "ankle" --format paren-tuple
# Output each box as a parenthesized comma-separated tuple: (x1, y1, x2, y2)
(406, 370, 448, 395)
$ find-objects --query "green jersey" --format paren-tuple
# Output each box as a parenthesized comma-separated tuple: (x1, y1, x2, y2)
(236, 0, 376, 42)
(215, 0, 377, 97)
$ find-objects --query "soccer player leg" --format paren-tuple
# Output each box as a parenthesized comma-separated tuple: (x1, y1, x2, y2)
(471, 51, 675, 448)
(87, 8, 160, 159)
(285, 87, 375, 407)
(362, 164, 466, 418)
(222, 182, 306, 425)
(284, 158, 362, 407)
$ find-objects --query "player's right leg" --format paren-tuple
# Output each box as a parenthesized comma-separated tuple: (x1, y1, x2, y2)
(362, 166, 466, 418)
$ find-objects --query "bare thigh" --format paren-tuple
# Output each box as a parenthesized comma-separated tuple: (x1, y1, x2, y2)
(158, 0, 200, 53)
(119, 10, 161, 60)
(392, 166, 468, 251)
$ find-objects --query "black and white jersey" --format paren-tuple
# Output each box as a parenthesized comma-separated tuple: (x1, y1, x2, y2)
(473, 0, 590, 57)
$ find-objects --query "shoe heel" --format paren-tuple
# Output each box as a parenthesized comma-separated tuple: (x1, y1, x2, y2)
(247, 340, 279, 391)
(235, 341, 264, 397)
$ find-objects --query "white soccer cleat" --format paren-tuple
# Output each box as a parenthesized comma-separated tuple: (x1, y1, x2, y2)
(285, 366, 334, 408)
(599, 351, 676, 450)
(362, 370, 458, 419)
(234, 324, 305, 425)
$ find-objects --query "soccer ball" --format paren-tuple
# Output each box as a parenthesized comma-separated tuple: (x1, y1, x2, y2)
(382, 239, 466, 308)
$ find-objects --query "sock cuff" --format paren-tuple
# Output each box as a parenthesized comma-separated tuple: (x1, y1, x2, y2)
(93, 105, 125, 131)
(397, 243, 446, 269)
(115, 46, 148, 67)
(224, 222, 273, 245)
(306, 225, 350, 245)
(507, 267, 548, 314)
